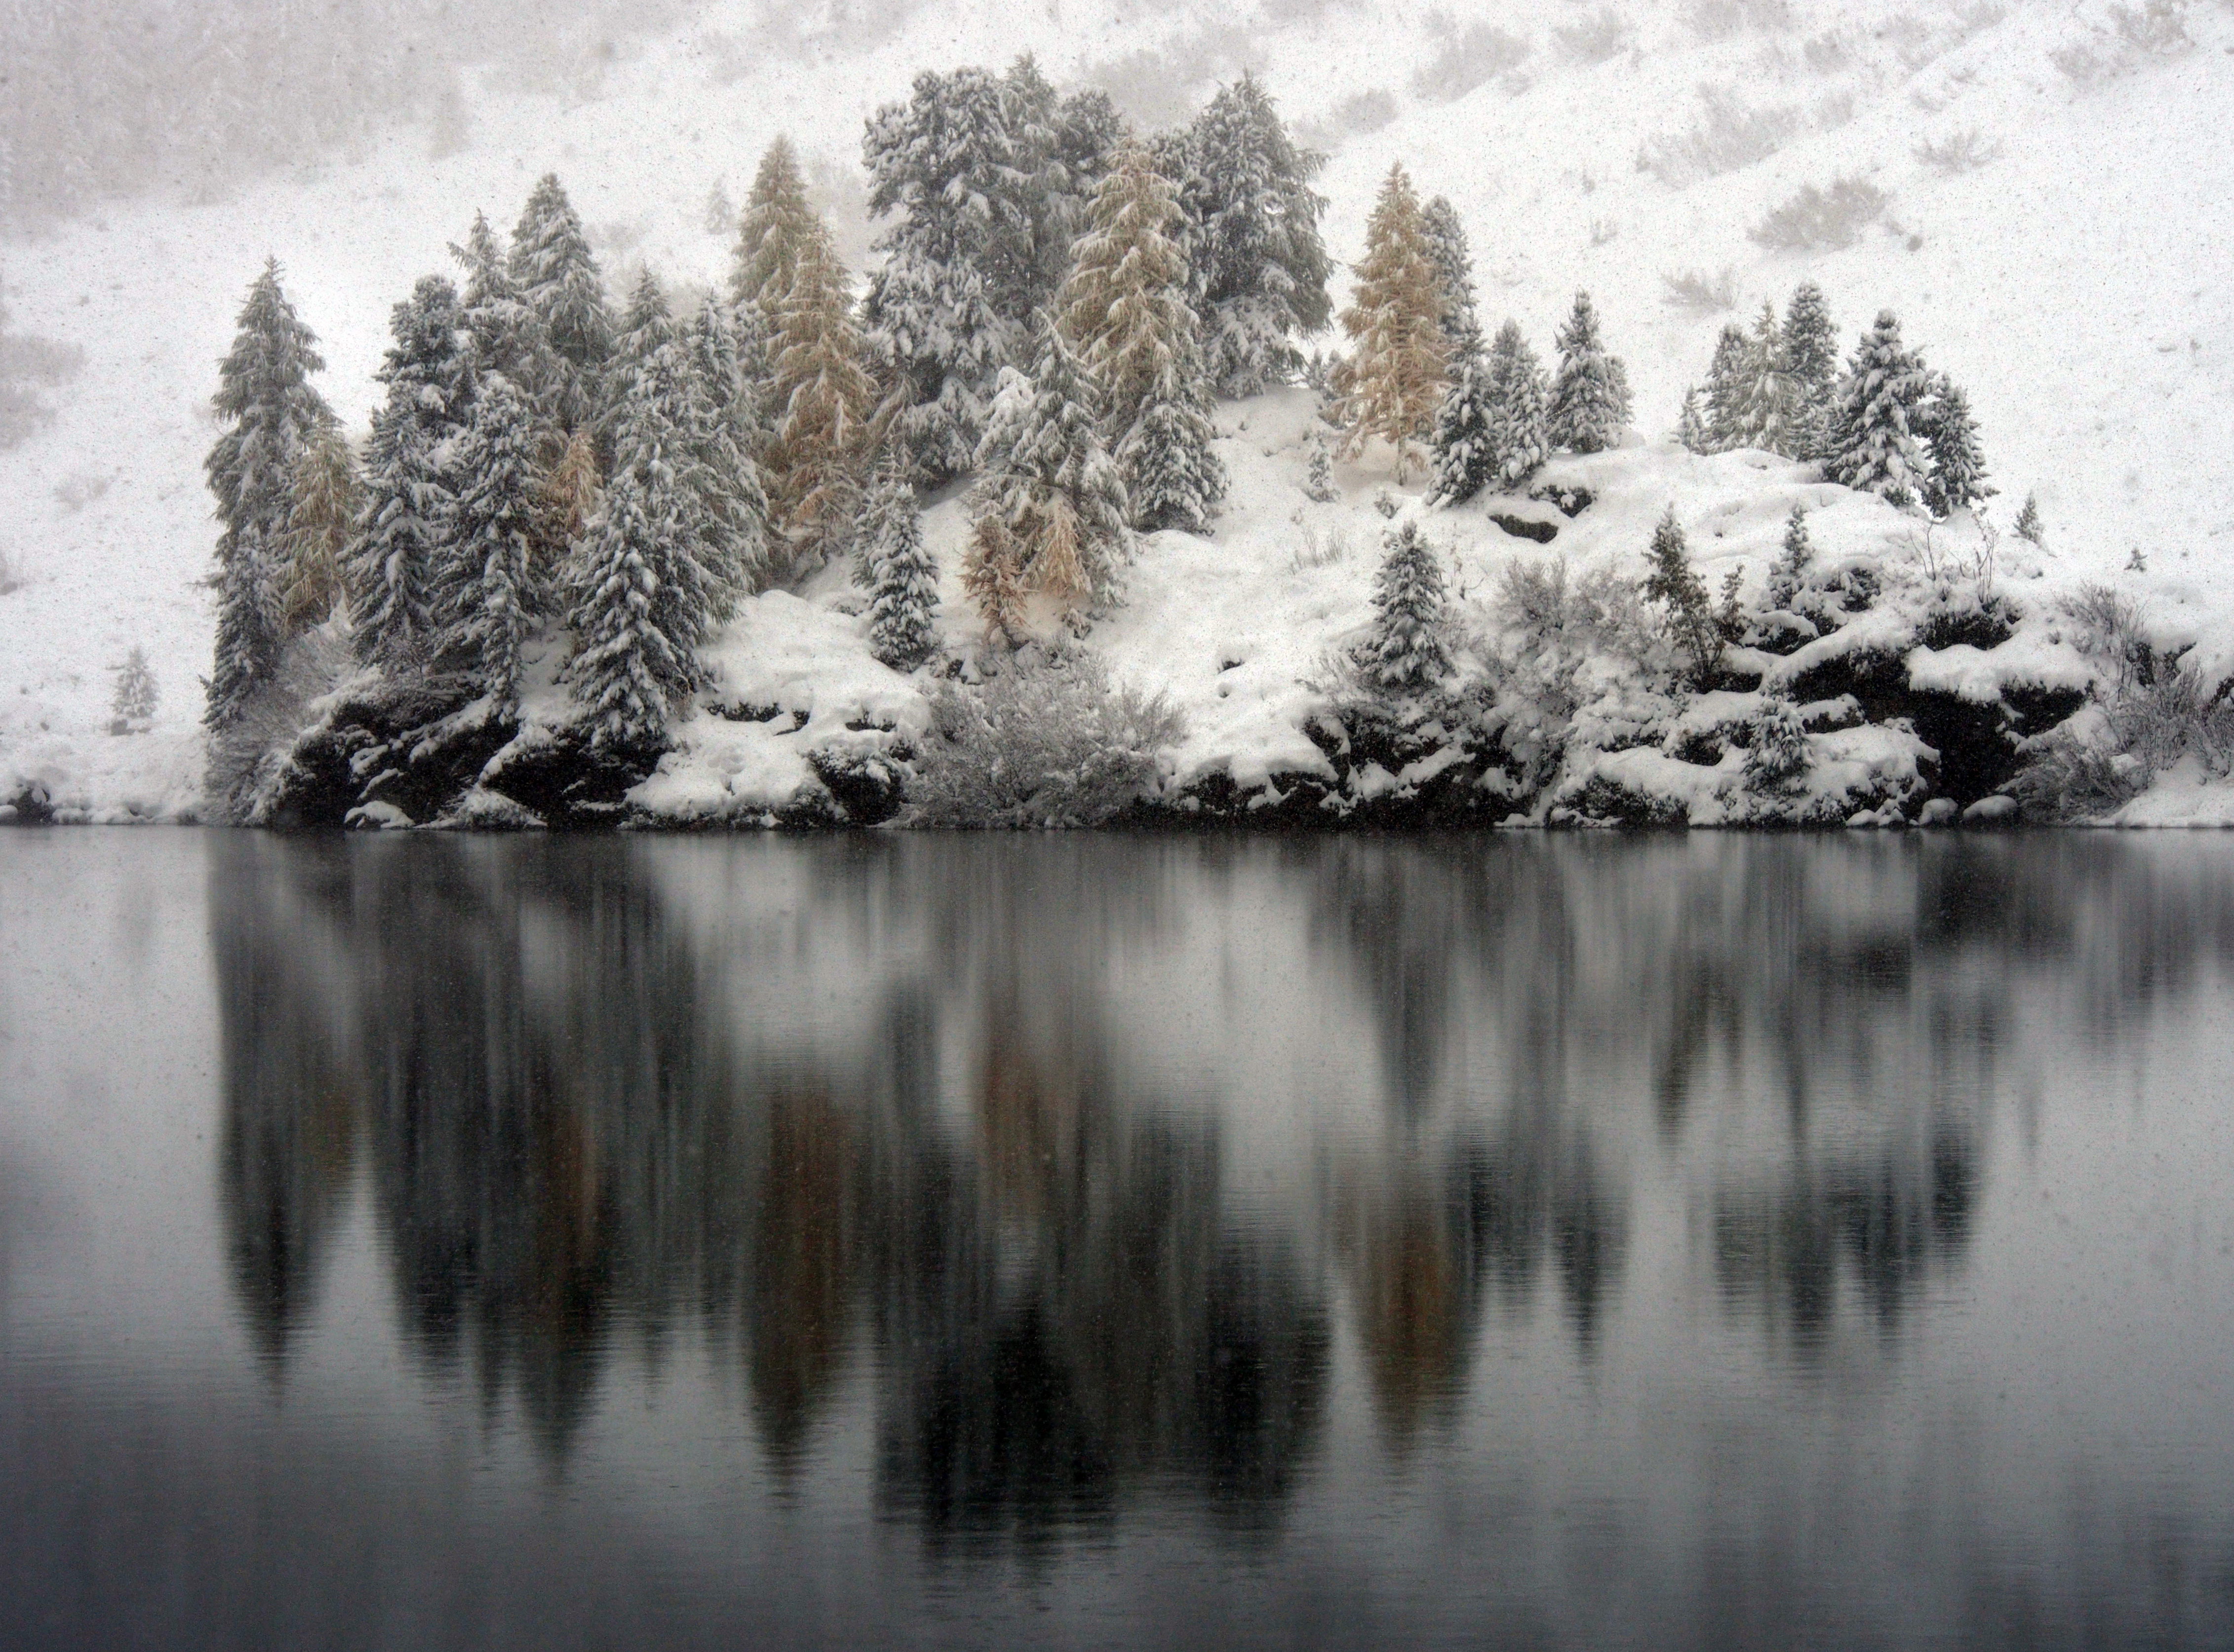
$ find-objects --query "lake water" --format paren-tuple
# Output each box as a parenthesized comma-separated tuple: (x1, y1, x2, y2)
(2, 830, 2232, 1649)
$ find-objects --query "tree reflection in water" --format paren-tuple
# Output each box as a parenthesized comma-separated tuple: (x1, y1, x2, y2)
(208, 832, 2234, 1541)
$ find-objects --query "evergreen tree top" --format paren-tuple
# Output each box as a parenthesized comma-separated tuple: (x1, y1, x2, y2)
(1419, 193, 1480, 353)
(1780, 279, 1839, 386)
(212, 259, 327, 423)
(1557, 289, 1607, 354)
(732, 136, 819, 312)
(1175, 75, 1333, 330)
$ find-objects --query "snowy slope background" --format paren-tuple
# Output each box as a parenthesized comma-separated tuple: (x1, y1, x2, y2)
(1, 0, 2230, 821)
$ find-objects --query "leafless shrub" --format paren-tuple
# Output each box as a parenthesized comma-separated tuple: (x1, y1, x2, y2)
(2050, 43, 2110, 84)
(1337, 89, 1400, 133)
(53, 473, 110, 512)
(1554, 9, 1632, 65)
(1689, 0, 1794, 40)
(1411, 23, 1532, 102)
(1802, 32, 1851, 73)
(906, 652, 1185, 828)
(2111, 0, 2193, 55)
(1915, 128, 2002, 175)
(1747, 175, 1889, 251)
(1661, 267, 1739, 314)
(1589, 217, 1620, 247)
(1290, 519, 1352, 572)
(1638, 89, 1803, 186)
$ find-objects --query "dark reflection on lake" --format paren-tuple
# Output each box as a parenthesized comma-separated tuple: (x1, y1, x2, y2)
(3, 832, 2234, 1649)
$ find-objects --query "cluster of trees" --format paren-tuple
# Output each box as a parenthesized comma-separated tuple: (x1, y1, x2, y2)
(1679, 286, 1992, 519)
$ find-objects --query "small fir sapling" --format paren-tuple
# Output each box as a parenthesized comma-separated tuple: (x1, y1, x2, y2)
(1765, 505, 1813, 611)
(1702, 322, 1748, 452)
(1823, 310, 1932, 508)
(1920, 379, 1994, 517)
(861, 456, 941, 671)
(1676, 386, 1711, 455)
(1304, 440, 1340, 502)
(2014, 492, 2045, 546)
(1716, 566, 1746, 642)
(1643, 505, 1723, 685)
(1374, 487, 1400, 519)
(1483, 319, 1549, 487)
(110, 646, 158, 733)
(1744, 688, 1811, 793)
(1779, 281, 1840, 459)
(1428, 345, 1497, 504)
(1546, 290, 1633, 454)
(1364, 520, 1451, 691)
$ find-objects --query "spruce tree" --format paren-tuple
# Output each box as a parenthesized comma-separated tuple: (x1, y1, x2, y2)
(1160, 75, 1333, 396)
(1702, 322, 1749, 453)
(1364, 520, 1450, 691)
(204, 260, 333, 729)
(2014, 493, 2044, 546)
(438, 372, 540, 707)
(1429, 346, 1496, 505)
(345, 275, 473, 670)
(1779, 280, 1840, 459)
(1547, 290, 1632, 454)
(1058, 146, 1224, 531)
(1304, 440, 1339, 503)
(509, 173, 611, 434)
(1338, 163, 1449, 483)
(278, 420, 358, 636)
(111, 646, 159, 731)
(1745, 688, 1811, 794)
(862, 456, 941, 671)
(1824, 310, 1933, 508)
(1764, 504, 1813, 611)
(1676, 385, 1711, 455)
(1483, 319, 1549, 489)
(1729, 300, 1797, 456)
(768, 220, 874, 576)
(451, 210, 543, 393)
(1419, 194, 1481, 357)
(1921, 379, 1993, 518)
(1643, 505, 1721, 685)
(684, 300, 772, 602)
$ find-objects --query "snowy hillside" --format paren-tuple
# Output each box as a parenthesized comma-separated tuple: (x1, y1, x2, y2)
(1, 0, 2230, 823)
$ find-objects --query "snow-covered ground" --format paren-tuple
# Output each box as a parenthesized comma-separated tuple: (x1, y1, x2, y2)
(3, 0, 2231, 824)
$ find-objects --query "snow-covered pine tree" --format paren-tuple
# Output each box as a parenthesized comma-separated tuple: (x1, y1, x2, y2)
(2014, 492, 2044, 546)
(861, 454, 941, 670)
(1643, 504, 1721, 685)
(508, 173, 611, 434)
(1364, 520, 1450, 691)
(278, 420, 358, 636)
(451, 209, 544, 395)
(1304, 439, 1339, 503)
(1429, 345, 1496, 504)
(730, 138, 818, 318)
(344, 274, 474, 670)
(767, 219, 874, 575)
(1338, 163, 1449, 483)
(601, 270, 674, 445)
(1921, 378, 1993, 518)
(562, 348, 727, 744)
(1159, 75, 1333, 396)
(1701, 322, 1749, 453)
(1676, 385, 1711, 454)
(1058, 146, 1224, 531)
(111, 646, 158, 731)
(1779, 280, 1840, 459)
(968, 323, 1131, 622)
(204, 260, 334, 729)
(1004, 56, 1128, 317)
(1483, 319, 1549, 489)
(1764, 504, 1812, 611)
(1546, 290, 1632, 454)
(684, 300, 772, 603)
(1729, 300, 1797, 456)
(1419, 194, 1481, 357)
(1744, 688, 1810, 794)
(1823, 310, 1933, 508)
(437, 371, 540, 707)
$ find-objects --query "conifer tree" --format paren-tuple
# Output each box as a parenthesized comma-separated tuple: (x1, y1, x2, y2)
(1764, 504, 1813, 611)
(1643, 505, 1721, 685)
(1429, 346, 1496, 505)
(451, 210, 543, 393)
(1745, 688, 1811, 794)
(438, 372, 540, 707)
(1702, 322, 1749, 452)
(601, 271, 675, 452)
(1729, 300, 1797, 456)
(2014, 493, 2044, 547)
(1779, 280, 1840, 459)
(1364, 520, 1450, 691)
(1676, 385, 1711, 455)
(1338, 164, 1449, 482)
(862, 456, 941, 671)
(1483, 319, 1549, 489)
(729, 138, 820, 318)
(111, 646, 158, 731)
(1419, 194, 1481, 356)
(562, 351, 727, 744)
(1547, 290, 1632, 454)
(1823, 310, 1933, 508)
(278, 420, 359, 636)
(1058, 147, 1224, 530)
(1159, 75, 1333, 396)
(684, 300, 772, 601)
(509, 173, 611, 434)
(1304, 440, 1339, 503)
(967, 325, 1131, 626)
(345, 275, 474, 670)
(1921, 379, 1993, 518)
(768, 220, 874, 575)
(537, 431, 602, 600)
(204, 260, 334, 729)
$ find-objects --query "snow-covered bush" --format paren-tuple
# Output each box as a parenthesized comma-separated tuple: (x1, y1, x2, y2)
(109, 647, 158, 734)
(2110, 0, 2193, 56)
(1914, 129, 2001, 176)
(1743, 691, 1811, 795)
(906, 651, 1185, 827)
(1411, 23, 1532, 102)
(1638, 91, 1802, 187)
(1748, 177, 1889, 251)
(1554, 9, 1631, 65)
(1661, 267, 1738, 315)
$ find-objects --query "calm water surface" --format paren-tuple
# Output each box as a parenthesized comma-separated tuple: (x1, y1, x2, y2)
(2, 831, 2232, 1649)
